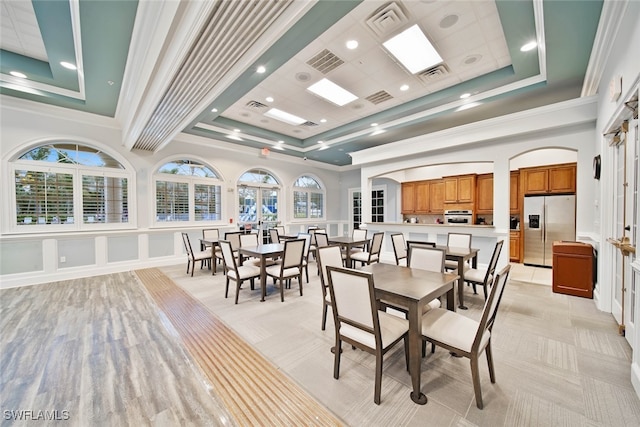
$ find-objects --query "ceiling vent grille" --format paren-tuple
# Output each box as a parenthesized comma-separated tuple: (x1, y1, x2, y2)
(306, 49, 344, 74)
(301, 121, 318, 127)
(365, 2, 409, 38)
(416, 64, 449, 83)
(366, 90, 393, 105)
(245, 100, 269, 111)
(132, 0, 292, 152)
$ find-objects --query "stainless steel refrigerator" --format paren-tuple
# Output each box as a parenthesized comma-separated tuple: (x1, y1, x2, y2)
(523, 194, 576, 267)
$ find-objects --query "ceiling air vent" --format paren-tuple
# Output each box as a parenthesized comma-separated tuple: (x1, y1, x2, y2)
(307, 49, 344, 74)
(366, 90, 393, 105)
(416, 64, 449, 84)
(245, 100, 268, 111)
(365, 2, 409, 38)
(301, 121, 318, 127)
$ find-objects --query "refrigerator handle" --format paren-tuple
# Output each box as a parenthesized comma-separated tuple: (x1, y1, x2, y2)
(542, 202, 546, 244)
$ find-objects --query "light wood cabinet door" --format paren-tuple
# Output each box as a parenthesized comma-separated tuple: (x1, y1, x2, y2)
(430, 180, 445, 213)
(522, 167, 549, 194)
(510, 171, 520, 214)
(414, 181, 430, 213)
(476, 174, 493, 213)
(510, 231, 520, 262)
(444, 177, 458, 203)
(401, 182, 416, 214)
(548, 164, 576, 193)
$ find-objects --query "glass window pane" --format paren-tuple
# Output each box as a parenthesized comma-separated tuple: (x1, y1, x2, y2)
(19, 144, 123, 168)
(15, 170, 74, 225)
(239, 169, 278, 185)
(156, 181, 189, 221)
(194, 184, 221, 221)
(82, 175, 128, 223)
(310, 192, 323, 218)
(294, 176, 321, 189)
(294, 191, 307, 218)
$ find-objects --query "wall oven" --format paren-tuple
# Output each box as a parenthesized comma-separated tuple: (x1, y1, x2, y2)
(444, 210, 473, 224)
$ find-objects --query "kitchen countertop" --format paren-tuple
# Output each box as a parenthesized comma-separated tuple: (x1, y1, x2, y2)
(375, 222, 495, 228)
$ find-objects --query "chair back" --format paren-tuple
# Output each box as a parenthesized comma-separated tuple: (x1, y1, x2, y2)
(484, 240, 504, 283)
(310, 228, 326, 246)
(473, 265, 511, 350)
(181, 232, 194, 258)
(369, 232, 384, 256)
(407, 240, 436, 250)
(408, 246, 446, 272)
(297, 232, 312, 258)
(202, 228, 219, 242)
(390, 233, 407, 265)
(326, 266, 379, 340)
(219, 240, 238, 273)
(447, 232, 472, 249)
(224, 231, 242, 251)
(352, 228, 367, 240)
(314, 232, 329, 248)
(275, 225, 285, 236)
(239, 233, 259, 247)
(269, 228, 280, 244)
(317, 245, 344, 289)
(282, 238, 305, 269)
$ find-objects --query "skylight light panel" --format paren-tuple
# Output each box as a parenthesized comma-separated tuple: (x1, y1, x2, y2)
(307, 78, 358, 106)
(383, 24, 442, 74)
(264, 108, 306, 125)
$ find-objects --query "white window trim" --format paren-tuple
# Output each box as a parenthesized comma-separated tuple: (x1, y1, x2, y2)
(9, 160, 136, 234)
(291, 174, 326, 222)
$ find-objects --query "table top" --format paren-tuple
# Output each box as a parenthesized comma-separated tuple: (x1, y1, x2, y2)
(239, 243, 284, 257)
(328, 236, 370, 245)
(362, 263, 458, 304)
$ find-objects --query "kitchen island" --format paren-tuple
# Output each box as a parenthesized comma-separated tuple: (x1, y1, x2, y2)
(363, 222, 508, 267)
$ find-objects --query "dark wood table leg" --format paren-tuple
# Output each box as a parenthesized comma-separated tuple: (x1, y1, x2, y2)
(458, 257, 467, 310)
(260, 256, 267, 302)
(408, 304, 427, 404)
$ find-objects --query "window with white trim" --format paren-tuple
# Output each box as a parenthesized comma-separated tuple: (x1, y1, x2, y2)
(293, 175, 324, 219)
(12, 143, 131, 229)
(155, 160, 222, 223)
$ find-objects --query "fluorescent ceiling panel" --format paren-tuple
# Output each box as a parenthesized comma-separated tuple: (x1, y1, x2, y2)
(383, 24, 442, 74)
(307, 78, 358, 106)
(264, 108, 306, 125)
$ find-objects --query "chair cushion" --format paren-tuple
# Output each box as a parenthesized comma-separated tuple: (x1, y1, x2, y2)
(464, 268, 490, 284)
(445, 260, 470, 270)
(350, 252, 378, 263)
(340, 311, 408, 350)
(265, 265, 300, 279)
(192, 248, 212, 261)
(228, 264, 260, 280)
(421, 308, 490, 354)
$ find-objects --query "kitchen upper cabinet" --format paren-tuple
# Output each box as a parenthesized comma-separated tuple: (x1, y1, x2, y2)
(476, 174, 493, 214)
(402, 179, 445, 214)
(510, 171, 520, 214)
(401, 182, 416, 214)
(521, 163, 576, 195)
(429, 180, 445, 213)
(444, 174, 476, 204)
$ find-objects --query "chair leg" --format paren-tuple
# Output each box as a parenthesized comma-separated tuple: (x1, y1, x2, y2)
(472, 282, 477, 294)
(374, 351, 383, 405)
(224, 277, 230, 298)
(190, 260, 195, 277)
(321, 302, 328, 331)
(403, 337, 410, 371)
(280, 279, 285, 302)
(483, 284, 489, 301)
(470, 357, 484, 409)
(235, 280, 241, 304)
(333, 338, 342, 379)
(305, 265, 309, 283)
(186, 260, 190, 274)
(299, 274, 303, 296)
(485, 342, 496, 383)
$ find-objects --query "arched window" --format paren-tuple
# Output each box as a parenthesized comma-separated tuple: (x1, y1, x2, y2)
(293, 175, 324, 219)
(237, 169, 280, 225)
(11, 143, 132, 229)
(154, 160, 222, 223)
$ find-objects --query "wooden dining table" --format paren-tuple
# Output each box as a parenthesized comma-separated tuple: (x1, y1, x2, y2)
(327, 236, 370, 267)
(238, 243, 284, 302)
(362, 263, 459, 405)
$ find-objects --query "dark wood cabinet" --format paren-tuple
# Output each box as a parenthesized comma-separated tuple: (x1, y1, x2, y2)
(476, 174, 493, 214)
(510, 231, 520, 262)
(521, 163, 576, 195)
(444, 174, 476, 204)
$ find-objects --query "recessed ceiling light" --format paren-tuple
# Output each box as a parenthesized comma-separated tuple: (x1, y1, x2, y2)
(456, 102, 481, 112)
(307, 78, 358, 106)
(265, 96, 274, 102)
(60, 61, 77, 70)
(371, 129, 386, 136)
(371, 123, 378, 127)
(400, 84, 409, 91)
(317, 140, 323, 144)
(256, 65, 266, 73)
(107, 80, 114, 86)
(10, 71, 27, 78)
(439, 14, 459, 29)
(320, 118, 327, 123)
(227, 134, 242, 141)
(520, 41, 537, 52)
(460, 93, 471, 99)
(346, 40, 358, 49)
(277, 140, 284, 144)
(211, 108, 218, 112)
(383, 24, 442, 74)
(233, 128, 240, 132)
(264, 108, 306, 125)
(272, 144, 284, 151)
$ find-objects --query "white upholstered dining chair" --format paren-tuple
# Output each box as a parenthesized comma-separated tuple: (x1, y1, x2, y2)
(326, 265, 409, 405)
(316, 245, 344, 331)
(219, 240, 261, 304)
